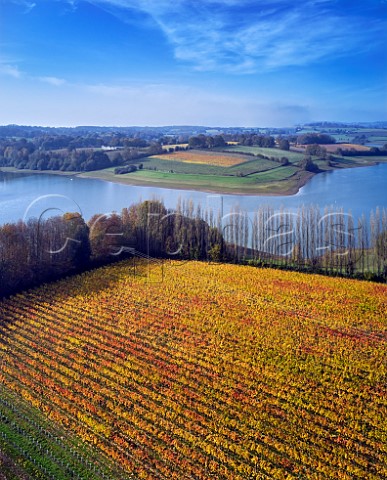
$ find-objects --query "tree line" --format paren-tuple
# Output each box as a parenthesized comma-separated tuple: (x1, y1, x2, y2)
(0, 137, 164, 172)
(1, 200, 386, 298)
(0, 200, 224, 298)
(296, 133, 336, 145)
(185, 133, 277, 149)
(224, 205, 387, 281)
(336, 145, 387, 156)
(0, 132, 282, 173)
(0, 134, 149, 152)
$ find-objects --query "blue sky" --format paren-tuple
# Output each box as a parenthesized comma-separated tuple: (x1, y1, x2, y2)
(0, 0, 386, 127)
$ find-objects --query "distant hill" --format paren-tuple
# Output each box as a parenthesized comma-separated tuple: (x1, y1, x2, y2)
(1, 122, 386, 141)
(0, 124, 301, 139)
(303, 121, 387, 128)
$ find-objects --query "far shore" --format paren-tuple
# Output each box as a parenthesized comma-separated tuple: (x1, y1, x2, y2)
(1, 167, 76, 177)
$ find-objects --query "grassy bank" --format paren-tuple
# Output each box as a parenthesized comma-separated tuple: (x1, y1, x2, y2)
(80, 165, 311, 195)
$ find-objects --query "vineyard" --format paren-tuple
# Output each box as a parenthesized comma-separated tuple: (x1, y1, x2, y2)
(150, 150, 248, 167)
(0, 384, 129, 479)
(0, 260, 386, 479)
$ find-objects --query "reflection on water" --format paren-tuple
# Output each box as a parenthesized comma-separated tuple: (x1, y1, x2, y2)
(1, 163, 387, 226)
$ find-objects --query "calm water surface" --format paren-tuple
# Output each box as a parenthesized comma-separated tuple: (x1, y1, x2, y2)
(1, 163, 386, 226)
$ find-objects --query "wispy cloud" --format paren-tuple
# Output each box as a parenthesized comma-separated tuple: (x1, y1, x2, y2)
(5, 0, 36, 13)
(63, 0, 79, 12)
(38, 76, 66, 86)
(87, 0, 386, 73)
(0, 63, 22, 78)
(0, 60, 68, 85)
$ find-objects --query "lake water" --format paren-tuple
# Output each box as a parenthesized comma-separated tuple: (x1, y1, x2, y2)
(1, 163, 387, 226)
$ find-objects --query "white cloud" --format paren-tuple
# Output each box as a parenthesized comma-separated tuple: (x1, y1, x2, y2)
(5, 0, 36, 13)
(86, 0, 385, 73)
(0, 62, 68, 85)
(64, 0, 79, 11)
(38, 76, 66, 86)
(0, 63, 22, 78)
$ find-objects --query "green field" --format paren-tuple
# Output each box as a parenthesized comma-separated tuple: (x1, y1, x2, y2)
(82, 164, 308, 194)
(368, 136, 387, 145)
(219, 145, 305, 163)
(135, 165, 299, 185)
(368, 136, 387, 141)
(335, 155, 387, 166)
(330, 134, 355, 143)
(249, 165, 299, 182)
(305, 127, 387, 147)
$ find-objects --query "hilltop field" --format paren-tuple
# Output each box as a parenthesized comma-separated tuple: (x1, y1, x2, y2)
(0, 260, 386, 479)
(82, 145, 387, 195)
